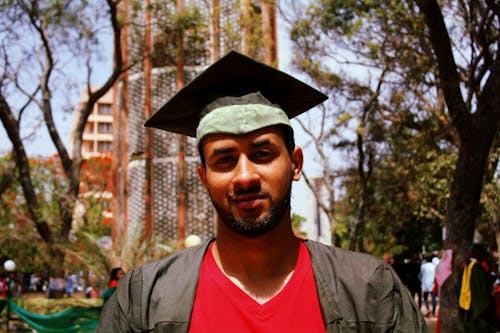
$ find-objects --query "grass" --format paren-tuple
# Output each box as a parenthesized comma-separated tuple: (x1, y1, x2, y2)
(1, 293, 102, 317)
(13, 297, 103, 315)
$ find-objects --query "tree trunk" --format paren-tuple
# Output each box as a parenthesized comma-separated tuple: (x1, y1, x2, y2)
(46, 246, 67, 299)
(440, 135, 496, 333)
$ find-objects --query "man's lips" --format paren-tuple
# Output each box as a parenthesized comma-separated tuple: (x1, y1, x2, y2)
(230, 194, 266, 210)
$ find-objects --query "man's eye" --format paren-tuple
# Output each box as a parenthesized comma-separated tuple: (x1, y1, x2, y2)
(215, 156, 235, 166)
(252, 151, 274, 161)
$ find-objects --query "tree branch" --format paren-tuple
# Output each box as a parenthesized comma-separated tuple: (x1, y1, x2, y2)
(70, 0, 124, 175)
(415, 0, 470, 134)
(21, 1, 74, 179)
(0, 91, 53, 244)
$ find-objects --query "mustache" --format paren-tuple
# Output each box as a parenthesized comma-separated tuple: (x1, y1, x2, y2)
(227, 185, 267, 199)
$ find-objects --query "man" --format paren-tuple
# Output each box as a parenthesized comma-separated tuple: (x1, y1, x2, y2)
(406, 253, 423, 311)
(97, 51, 427, 332)
(458, 243, 497, 332)
(420, 256, 436, 317)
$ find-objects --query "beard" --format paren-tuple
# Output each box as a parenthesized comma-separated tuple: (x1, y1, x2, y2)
(209, 173, 293, 238)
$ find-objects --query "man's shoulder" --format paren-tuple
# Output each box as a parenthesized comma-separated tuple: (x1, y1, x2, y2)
(125, 241, 211, 285)
(109, 241, 211, 329)
(304, 239, 383, 274)
(115, 241, 210, 305)
(304, 240, 426, 330)
(304, 239, 404, 296)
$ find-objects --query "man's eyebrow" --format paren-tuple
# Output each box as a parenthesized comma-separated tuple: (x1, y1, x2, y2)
(212, 147, 236, 155)
(210, 138, 272, 155)
(250, 138, 271, 149)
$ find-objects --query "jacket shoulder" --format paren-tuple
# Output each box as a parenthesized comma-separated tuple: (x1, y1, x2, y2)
(305, 240, 426, 331)
(305, 240, 383, 280)
(100, 241, 210, 331)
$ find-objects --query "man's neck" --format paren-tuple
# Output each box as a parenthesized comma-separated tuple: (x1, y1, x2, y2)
(213, 218, 300, 304)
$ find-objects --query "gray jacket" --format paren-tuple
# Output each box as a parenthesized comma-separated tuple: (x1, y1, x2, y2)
(97, 240, 428, 332)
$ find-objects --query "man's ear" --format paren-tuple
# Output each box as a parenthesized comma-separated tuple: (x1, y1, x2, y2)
(290, 147, 303, 181)
(198, 164, 208, 189)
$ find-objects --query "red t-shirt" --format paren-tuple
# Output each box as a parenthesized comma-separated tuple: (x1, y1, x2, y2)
(188, 241, 325, 333)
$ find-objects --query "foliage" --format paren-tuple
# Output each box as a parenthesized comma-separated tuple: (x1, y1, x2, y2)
(0, 154, 60, 273)
(150, 1, 210, 67)
(0, 154, 113, 276)
(240, 1, 266, 59)
(0, 0, 125, 278)
(64, 154, 114, 280)
(477, 142, 500, 249)
(283, 0, 499, 330)
(64, 216, 179, 284)
(291, 212, 307, 238)
(284, 0, 449, 255)
(283, 0, 499, 256)
(77, 155, 114, 233)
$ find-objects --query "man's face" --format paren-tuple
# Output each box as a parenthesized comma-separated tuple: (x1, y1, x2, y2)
(198, 127, 302, 238)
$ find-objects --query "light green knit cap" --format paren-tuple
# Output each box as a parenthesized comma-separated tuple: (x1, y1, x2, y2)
(196, 92, 291, 143)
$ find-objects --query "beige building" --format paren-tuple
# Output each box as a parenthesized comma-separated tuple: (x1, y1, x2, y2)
(77, 89, 114, 159)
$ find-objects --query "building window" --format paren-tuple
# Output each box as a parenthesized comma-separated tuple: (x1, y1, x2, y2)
(99, 103, 112, 115)
(98, 123, 112, 133)
(98, 141, 112, 152)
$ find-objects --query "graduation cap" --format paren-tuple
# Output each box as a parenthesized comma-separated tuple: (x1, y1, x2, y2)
(144, 50, 327, 140)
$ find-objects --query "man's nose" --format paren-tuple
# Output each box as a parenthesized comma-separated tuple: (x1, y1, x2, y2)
(232, 155, 260, 190)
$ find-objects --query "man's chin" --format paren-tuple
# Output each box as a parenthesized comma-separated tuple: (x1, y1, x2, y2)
(225, 216, 278, 238)
(230, 225, 275, 239)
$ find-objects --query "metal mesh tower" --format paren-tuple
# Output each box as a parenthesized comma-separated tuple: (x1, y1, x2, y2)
(114, 0, 277, 245)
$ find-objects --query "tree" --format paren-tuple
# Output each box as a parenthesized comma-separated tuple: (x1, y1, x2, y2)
(414, 1, 499, 330)
(283, 1, 499, 330)
(0, 154, 49, 275)
(282, 0, 456, 253)
(0, 0, 125, 278)
(0, 153, 113, 278)
(291, 212, 307, 238)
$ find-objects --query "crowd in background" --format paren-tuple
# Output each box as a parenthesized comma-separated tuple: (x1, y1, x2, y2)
(385, 251, 441, 317)
(385, 244, 499, 332)
(0, 268, 116, 300)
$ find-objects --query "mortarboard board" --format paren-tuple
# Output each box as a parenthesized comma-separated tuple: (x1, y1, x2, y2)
(144, 50, 327, 138)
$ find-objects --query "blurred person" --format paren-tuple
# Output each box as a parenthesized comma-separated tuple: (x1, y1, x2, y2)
(29, 274, 37, 292)
(108, 267, 125, 288)
(420, 256, 437, 316)
(391, 255, 408, 285)
(7, 272, 18, 298)
(103, 267, 124, 302)
(432, 252, 441, 267)
(66, 272, 75, 297)
(383, 252, 394, 265)
(0, 275, 7, 298)
(407, 253, 423, 309)
(492, 278, 500, 330)
(458, 243, 497, 332)
(85, 285, 93, 299)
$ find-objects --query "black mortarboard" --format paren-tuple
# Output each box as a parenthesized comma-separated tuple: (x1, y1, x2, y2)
(144, 50, 327, 137)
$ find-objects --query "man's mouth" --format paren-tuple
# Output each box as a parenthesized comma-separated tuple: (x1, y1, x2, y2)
(230, 193, 267, 210)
